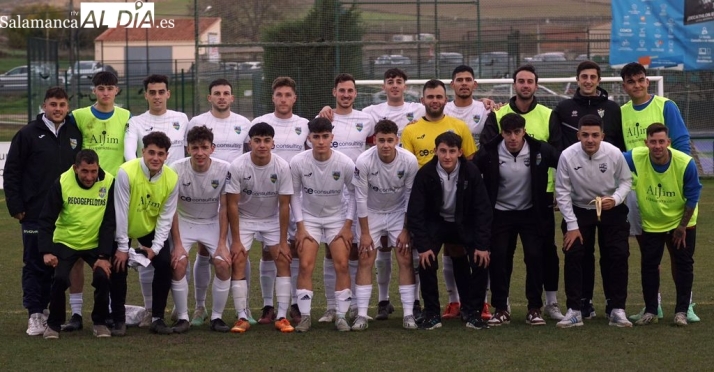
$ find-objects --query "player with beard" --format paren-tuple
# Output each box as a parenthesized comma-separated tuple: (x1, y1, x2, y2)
(481, 65, 563, 321)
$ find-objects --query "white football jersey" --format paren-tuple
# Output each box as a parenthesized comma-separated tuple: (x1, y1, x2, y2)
(225, 153, 293, 220)
(353, 146, 418, 217)
(363, 102, 425, 139)
(251, 113, 309, 162)
(125, 110, 189, 164)
(170, 157, 231, 224)
(445, 101, 489, 147)
(187, 111, 250, 163)
(290, 150, 355, 220)
(330, 110, 375, 162)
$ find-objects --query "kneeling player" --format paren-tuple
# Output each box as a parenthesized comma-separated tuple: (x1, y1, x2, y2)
(169, 125, 233, 333)
(352, 120, 419, 330)
(226, 122, 295, 333)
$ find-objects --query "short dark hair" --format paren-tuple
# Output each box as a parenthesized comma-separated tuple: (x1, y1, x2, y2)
(500, 113, 526, 132)
(334, 73, 355, 88)
(308, 117, 333, 133)
(435, 131, 462, 149)
(248, 122, 275, 138)
(374, 119, 398, 136)
(186, 125, 213, 145)
(142, 131, 172, 152)
(209, 78, 232, 93)
(44, 86, 69, 101)
(143, 74, 170, 90)
(422, 79, 446, 95)
(513, 64, 538, 83)
(646, 123, 668, 137)
(92, 71, 118, 86)
(451, 65, 475, 79)
(75, 149, 99, 166)
(578, 114, 603, 130)
(576, 61, 601, 79)
(272, 76, 296, 93)
(620, 62, 647, 80)
(384, 68, 408, 81)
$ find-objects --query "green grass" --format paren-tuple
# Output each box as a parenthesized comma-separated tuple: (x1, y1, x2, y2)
(0, 180, 713, 370)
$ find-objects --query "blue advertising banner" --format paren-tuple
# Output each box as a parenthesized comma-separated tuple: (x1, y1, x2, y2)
(611, 0, 714, 71)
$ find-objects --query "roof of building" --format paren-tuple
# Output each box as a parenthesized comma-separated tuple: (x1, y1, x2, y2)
(95, 17, 220, 42)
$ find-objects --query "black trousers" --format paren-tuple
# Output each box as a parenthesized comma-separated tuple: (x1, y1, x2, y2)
(542, 193, 560, 292)
(640, 228, 696, 314)
(46, 244, 110, 331)
(582, 238, 611, 305)
(110, 232, 171, 321)
(490, 208, 544, 311)
(562, 204, 630, 311)
(418, 222, 488, 319)
(21, 221, 53, 316)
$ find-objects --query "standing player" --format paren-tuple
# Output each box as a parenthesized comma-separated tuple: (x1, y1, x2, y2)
(64, 71, 130, 332)
(4, 87, 82, 336)
(318, 73, 375, 324)
(407, 132, 492, 330)
(250, 77, 309, 325)
(39, 149, 115, 339)
(225, 122, 295, 334)
(481, 65, 564, 321)
(113, 132, 178, 334)
(551, 60, 624, 318)
(290, 117, 357, 332)
(169, 125, 233, 333)
(555, 115, 632, 328)
(624, 124, 701, 326)
(352, 119, 419, 330)
(125, 74, 188, 327)
(186, 78, 253, 326)
(125, 74, 188, 164)
(618, 62, 698, 322)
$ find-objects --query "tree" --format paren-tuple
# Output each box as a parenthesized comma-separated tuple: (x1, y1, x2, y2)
(260, 0, 364, 118)
(4, 4, 65, 49)
(190, 0, 291, 42)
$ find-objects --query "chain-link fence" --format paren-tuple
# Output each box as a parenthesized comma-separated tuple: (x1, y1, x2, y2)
(2, 1, 713, 170)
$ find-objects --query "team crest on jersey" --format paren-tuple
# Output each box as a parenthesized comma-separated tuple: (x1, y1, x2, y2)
(571, 110, 578, 117)
(598, 108, 605, 118)
(270, 173, 277, 184)
(473, 114, 481, 123)
(332, 171, 341, 180)
(354, 168, 360, 178)
(173, 121, 180, 130)
(599, 163, 608, 173)
(70, 138, 78, 149)
(397, 170, 405, 179)
(226, 172, 232, 181)
(524, 158, 530, 167)
(407, 112, 414, 121)
(234, 126, 242, 134)
(536, 153, 542, 165)
(295, 127, 302, 135)
(356, 123, 364, 132)
(98, 187, 106, 199)
(211, 179, 220, 189)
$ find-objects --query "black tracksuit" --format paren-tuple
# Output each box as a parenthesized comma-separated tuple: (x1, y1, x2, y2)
(407, 156, 493, 319)
(551, 87, 625, 306)
(3, 114, 82, 316)
(475, 135, 560, 311)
